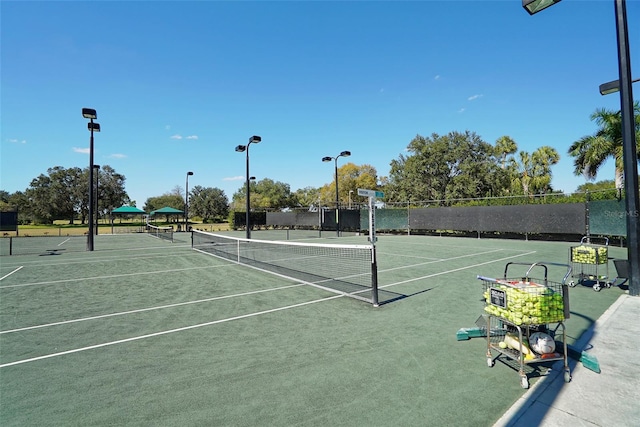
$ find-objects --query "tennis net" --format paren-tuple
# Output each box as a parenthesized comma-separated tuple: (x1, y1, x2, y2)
(191, 230, 380, 305)
(146, 224, 174, 242)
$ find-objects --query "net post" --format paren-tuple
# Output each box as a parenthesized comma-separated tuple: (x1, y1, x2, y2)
(371, 245, 379, 307)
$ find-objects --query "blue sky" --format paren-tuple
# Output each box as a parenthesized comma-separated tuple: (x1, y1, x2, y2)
(2, 0, 638, 207)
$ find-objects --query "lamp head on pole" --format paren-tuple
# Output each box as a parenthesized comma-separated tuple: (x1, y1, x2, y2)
(249, 135, 261, 144)
(322, 156, 332, 162)
(235, 145, 247, 153)
(94, 164, 100, 170)
(599, 77, 640, 96)
(187, 171, 194, 176)
(522, 0, 562, 15)
(87, 122, 101, 132)
(82, 108, 97, 119)
(339, 150, 351, 158)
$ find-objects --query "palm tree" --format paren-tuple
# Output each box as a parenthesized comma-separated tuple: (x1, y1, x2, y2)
(569, 102, 640, 191)
(495, 136, 518, 169)
(509, 146, 560, 195)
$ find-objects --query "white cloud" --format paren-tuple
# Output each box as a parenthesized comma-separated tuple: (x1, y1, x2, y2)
(73, 147, 90, 154)
(170, 134, 183, 140)
(468, 94, 483, 101)
(8, 138, 27, 144)
(110, 153, 127, 159)
(186, 135, 198, 140)
(223, 176, 244, 181)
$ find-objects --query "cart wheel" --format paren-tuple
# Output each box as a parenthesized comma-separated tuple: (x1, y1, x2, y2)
(568, 280, 576, 287)
(520, 376, 529, 389)
(487, 358, 494, 368)
(564, 369, 571, 383)
(593, 283, 602, 292)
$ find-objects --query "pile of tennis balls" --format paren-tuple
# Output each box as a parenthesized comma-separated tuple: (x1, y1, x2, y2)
(484, 283, 565, 325)
(571, 245, 607, 264)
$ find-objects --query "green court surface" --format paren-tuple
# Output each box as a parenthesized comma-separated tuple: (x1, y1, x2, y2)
(0, 232, 627, 426)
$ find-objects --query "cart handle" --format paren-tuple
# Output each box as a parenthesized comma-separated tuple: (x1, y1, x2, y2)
(580, 236, 609, 246)
(501, 261, 572, 285)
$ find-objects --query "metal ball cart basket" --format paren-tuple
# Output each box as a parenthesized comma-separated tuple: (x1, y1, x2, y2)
(477, 262, 572, 389)
(568, 236, 610, 291)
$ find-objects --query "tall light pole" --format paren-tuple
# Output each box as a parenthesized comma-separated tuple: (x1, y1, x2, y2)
(94, 164, 100, 236)
(82, 108, 100, 251)
(322, 150, 351, 237)
(523, 0, 639, 297)
(235, 135, 261, 239)
(185, 171, 194, 232)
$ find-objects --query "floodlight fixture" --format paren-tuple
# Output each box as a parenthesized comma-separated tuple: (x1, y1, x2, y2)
(599, 77, 639, 95)
(235, 145, 247, 153)
(522, 0, 562, 15)
(82, 108, 97, 119)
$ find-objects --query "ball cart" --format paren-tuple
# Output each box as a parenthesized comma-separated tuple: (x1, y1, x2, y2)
(477, 262, 572, 389)
(568, 236, 610, 291)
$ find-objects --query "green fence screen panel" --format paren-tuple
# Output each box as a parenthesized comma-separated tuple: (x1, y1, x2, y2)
(360, 208, 409, 231)
(589, 199, 627, 237)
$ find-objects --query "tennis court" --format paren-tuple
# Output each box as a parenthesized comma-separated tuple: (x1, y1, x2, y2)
(0, 232, 627, 426)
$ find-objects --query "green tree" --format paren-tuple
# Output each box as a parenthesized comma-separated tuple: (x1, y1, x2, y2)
(568, 102, 640, 190)
(293, 186, 320, 208)
(495, 136, 518, 169)
(96, 165, 129, 218)
(509, 146, 560, 196)
(385, 132, 506, 204)
(143, 193, 184, 214)
(189, 186, 229, 222)
(318, 162, 378, 207)
(232, 178, 296, 210)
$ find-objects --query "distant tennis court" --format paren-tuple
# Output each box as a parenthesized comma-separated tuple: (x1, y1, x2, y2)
(0, 232, 626, 426)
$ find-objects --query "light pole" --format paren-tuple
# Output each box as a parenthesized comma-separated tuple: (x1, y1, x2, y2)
(322, 150, 351, 236)
(349, 190, 354, 209)
(235, 135, 261, 239)
(524, 0, 639, 297)
(94, 164, 100, 236)
(185, 171, 194, 232)
(82, 108, 100, 251)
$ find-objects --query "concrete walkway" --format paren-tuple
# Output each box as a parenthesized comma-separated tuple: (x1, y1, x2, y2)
(494, 293, 640, 427)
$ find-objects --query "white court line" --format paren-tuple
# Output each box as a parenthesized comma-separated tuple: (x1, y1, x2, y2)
(0, 294, 342, 368)
(57, 238, 71, 246)
(378, 248, 505, 273)
(0, 251, 193, 269)
(380, 250, 537, 289)
(0, 266, 23, 281)
(0, 283, 306, 334)
(0, 263, 236, 289)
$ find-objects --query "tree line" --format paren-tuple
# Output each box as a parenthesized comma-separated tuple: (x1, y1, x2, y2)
(2, 103, 638, 224)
